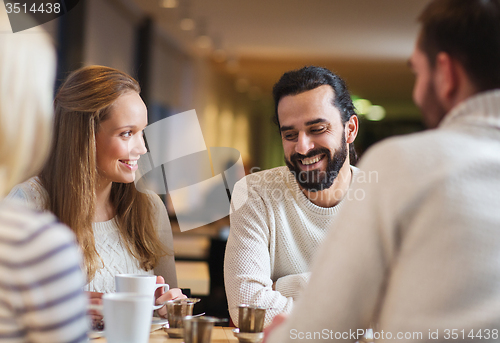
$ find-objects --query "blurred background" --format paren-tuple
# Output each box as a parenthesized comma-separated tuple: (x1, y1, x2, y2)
(14, 0, 431, 320)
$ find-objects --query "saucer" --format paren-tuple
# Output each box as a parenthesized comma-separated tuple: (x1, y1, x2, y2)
(88, 330, 104, 339)
(232, 328, 264, 343)
(164, 327, 184, 338)
(151, 316, 169, 331)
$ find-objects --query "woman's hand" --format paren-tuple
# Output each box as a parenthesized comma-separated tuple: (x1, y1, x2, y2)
(87, 291, 104, 330)
(155, 275, 187, 318)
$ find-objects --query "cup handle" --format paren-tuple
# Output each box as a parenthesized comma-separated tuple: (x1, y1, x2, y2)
(152, 283, 170, 310)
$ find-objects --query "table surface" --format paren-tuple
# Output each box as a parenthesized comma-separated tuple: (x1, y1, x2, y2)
(92, 326, 238, 342)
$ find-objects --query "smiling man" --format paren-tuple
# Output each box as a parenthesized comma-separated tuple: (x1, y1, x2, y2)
(224, 66, 359, 327)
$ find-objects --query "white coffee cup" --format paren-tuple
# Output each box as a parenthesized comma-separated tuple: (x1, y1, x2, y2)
(103, 293, 153, 343)
(115, 274, 169, 310)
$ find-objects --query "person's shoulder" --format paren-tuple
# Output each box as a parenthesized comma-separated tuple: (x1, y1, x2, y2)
(235, 166, 289, 191)
(140, 189, 168, 216)
(136, 188, 163, 209)
(0, 198, 72, 244)
(9, 176, 44, 193)
(358, 130, 442, 166)
(354, 128, 468, 187)
(7, 176, 48, 211)
(368, 126, 478, 165)
(368, 129, 433, 150)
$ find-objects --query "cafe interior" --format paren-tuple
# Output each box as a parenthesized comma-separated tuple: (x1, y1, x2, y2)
(6, 0, 431, 333)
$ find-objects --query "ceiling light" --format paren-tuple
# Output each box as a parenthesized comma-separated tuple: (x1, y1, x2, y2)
(160, 0, 178, 8)
(196, 35, 212, 49)
(180, 18, 195, 31)
(365, 105, 386, 121)
(353, 99, 372, 115)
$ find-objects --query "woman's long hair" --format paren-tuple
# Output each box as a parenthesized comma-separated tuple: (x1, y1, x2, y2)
(39, 65, 167, 281)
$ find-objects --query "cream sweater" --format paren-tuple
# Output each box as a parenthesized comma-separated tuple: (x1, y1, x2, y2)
(224, 165, 359, 327)
(268, 90, 500, 342)
(8, 177, 178, 293)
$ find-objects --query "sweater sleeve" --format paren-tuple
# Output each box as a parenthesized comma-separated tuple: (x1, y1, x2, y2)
(3, 210, 89, 343)
(275, 272, 310, 299)
(6, 177, 47, 211)
(7, 184, 30, 202)
(150, 193, 178, 288)
(224, 178, 294, 328)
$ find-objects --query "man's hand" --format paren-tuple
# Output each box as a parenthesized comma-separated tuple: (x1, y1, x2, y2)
(263, 313, 288, 343)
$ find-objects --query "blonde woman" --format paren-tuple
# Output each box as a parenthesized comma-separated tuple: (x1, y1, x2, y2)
(0, 17, 88, 343)
(9, 66, 185, 316)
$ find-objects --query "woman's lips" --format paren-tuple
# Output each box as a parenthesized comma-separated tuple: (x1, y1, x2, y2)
(119, 159, 138, 171)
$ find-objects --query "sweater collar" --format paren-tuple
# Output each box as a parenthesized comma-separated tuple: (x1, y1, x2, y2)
(285, 165, 360, 215)
(440, 89, 500, 130)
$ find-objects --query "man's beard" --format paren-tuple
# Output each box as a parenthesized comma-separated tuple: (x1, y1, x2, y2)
(285, 135, 348, 192)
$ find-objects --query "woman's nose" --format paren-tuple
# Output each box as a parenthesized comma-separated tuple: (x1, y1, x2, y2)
(133, 133, 147, 156)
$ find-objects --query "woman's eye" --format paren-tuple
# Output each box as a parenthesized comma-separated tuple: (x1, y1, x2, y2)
(121, 130, 133, 138)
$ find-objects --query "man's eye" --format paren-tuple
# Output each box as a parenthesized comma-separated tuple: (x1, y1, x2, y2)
(311, 127, 326, 134)
(283, 133, 297, 141)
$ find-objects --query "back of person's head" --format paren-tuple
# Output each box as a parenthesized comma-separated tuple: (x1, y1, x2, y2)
(418, 0, 500, 91)
(0, 17, 55, 197)
(272, 66, 358, 163)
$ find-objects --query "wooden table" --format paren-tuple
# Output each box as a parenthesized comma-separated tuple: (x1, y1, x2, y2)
(92, 326, 238, 342)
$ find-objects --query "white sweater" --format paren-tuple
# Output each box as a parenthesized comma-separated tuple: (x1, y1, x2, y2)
(268, 90, 500, 342)
(224, 165, 359, 327)
(8, 177, 178, 293)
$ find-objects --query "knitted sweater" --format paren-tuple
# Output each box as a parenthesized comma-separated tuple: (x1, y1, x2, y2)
(224, 165, 359, 327)
(268, 90, 500, 342)
(0, 199, 88, 343)
(8, 177, 178, 293)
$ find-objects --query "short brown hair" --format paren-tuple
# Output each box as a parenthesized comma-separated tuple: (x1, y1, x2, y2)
(418, 0, 500, 91)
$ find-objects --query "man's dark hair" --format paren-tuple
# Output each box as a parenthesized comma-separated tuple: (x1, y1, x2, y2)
(418, 0, 500, 91)
(272, 66, 357, 164)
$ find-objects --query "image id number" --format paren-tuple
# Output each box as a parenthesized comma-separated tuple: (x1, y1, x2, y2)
(444, 329, 498, 340)
(5, 2, 61, 14)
